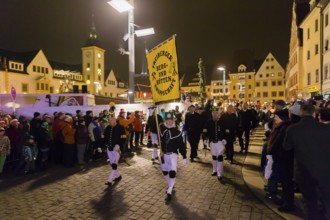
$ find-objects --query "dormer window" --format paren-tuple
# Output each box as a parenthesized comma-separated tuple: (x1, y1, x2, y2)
(9, 61, 24, 71)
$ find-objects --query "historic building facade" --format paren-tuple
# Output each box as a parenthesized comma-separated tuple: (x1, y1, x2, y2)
(228, 65, 255, 103)
(255, 53, 286, 104)
(0, 23, 127, 100)
(286, 0, 310, 101)
(322, 0, 330, 97)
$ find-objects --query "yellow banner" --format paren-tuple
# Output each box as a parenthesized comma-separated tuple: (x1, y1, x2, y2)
(147, 36, 180, 103)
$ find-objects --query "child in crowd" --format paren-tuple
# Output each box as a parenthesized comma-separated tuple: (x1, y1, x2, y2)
(0, 127, 10, 178)
(23, 135, 38, 174)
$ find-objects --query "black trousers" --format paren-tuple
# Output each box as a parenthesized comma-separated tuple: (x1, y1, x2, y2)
(279, 157, 294, 206)
(296, 167, 330, 220)
(225, 141, 234, 161)
(188, 135, 200, 159)
(237, 128, 250, 151)
(134, 132, 140, 144)
(63, 143, 74, 167)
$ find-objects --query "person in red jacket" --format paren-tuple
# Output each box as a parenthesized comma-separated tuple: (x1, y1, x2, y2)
(132, 111, 143, 149)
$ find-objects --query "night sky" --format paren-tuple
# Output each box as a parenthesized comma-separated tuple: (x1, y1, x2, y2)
(0, 0, 293, 81)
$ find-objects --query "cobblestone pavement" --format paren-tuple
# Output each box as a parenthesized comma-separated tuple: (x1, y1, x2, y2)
(0, 142, 284, 220)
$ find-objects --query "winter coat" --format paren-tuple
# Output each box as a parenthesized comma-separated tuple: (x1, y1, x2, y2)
(62, 122, 76, 145)
(0, 136, 11, 156)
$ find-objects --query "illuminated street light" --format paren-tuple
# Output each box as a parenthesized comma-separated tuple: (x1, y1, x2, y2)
(108, 0, 154, 104)
(135, 28, 155, 37)
(217, 66, 226, 100)
(107, 0, 133, 13)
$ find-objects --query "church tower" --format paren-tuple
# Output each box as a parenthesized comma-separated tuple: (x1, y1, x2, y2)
(81, 19, 105, 95)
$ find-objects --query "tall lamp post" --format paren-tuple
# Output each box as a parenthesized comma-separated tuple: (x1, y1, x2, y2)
(217, 67, 226, 100)
(108, 0, 154, 104)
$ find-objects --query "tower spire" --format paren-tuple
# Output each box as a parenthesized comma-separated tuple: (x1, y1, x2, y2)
(84, 14, 102, 47)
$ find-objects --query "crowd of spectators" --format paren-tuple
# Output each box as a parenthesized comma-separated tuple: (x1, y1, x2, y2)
(0, 107, 155, 177)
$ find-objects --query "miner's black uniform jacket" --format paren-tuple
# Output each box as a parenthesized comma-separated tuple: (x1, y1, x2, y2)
(203, 119, 226, 143)
(160, 124, 187, 159)
(103, 124, 126, 150)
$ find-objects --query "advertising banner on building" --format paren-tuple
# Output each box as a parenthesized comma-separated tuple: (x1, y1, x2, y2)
(146, 35, 180, 103)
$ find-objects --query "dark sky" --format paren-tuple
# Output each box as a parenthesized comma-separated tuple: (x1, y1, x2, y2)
(0, 0, 293, 81)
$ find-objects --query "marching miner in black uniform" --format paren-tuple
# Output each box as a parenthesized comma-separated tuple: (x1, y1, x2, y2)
(203, 107, 227, 181)
(160, 112, 187, 202)
(103, 113, 126, 187)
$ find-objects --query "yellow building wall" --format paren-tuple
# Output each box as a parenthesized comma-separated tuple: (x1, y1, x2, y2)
(300, 7, 322, 98)
(255, 53, 286, 104)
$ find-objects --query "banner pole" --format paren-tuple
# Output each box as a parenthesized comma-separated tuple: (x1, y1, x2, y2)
(154, 104, 163, 155)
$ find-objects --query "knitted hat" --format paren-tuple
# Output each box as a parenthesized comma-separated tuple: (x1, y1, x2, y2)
(275, 109, 289, 121)
(34, 112, 41, 118)
(274, 100, 286, 108)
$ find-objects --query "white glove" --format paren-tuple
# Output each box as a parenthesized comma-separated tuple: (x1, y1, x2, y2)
(114, 144, 120, 151)
(97, 147, 102, 153)
(203, 140, 208, 146)
(264, 155, 273, 179)
(182, 159, 187, 165)
(221, 139, 227, 145)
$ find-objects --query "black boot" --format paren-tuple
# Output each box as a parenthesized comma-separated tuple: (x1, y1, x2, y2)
(165, 193, 172, 202)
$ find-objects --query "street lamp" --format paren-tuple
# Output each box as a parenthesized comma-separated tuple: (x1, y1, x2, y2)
(127, 90, 133, 104)
(108, 0, 154, 104)
(217, 67, 226, 99)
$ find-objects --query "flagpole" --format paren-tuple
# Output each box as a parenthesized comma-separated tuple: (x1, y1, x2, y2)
(154, 104, 163, 155)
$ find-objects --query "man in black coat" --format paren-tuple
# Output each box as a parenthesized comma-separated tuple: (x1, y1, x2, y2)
(237, 103, 256, 154)
(146, 106, 163, 161)
(219, 105, 238, 163)
(198, 106, 211, 149)
(184, 105, 201, 162)
(284, 104, 330, 220)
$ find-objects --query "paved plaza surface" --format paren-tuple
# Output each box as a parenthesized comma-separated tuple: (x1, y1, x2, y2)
(0, 141, 284, 220)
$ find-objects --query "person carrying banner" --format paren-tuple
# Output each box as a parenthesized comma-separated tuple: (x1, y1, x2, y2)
(103, 113, 126, 187)
(160, 112, 187, 202)
(203, 107, 227, 182)
(146, 106, 163, 161)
